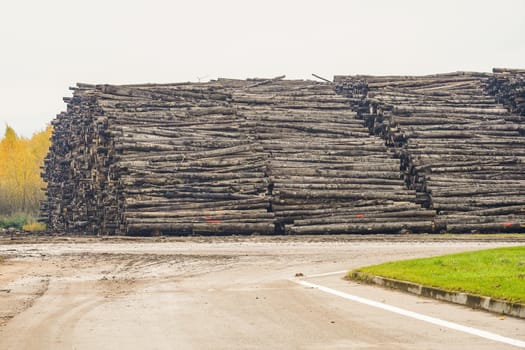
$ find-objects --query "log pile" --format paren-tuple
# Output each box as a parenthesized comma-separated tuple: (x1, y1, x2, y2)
(43, 89, 107, 234)
(43, 81, 275, 235)
(336, 72, 525, 233)
(43, 70, 525, 235)
(487, 68, 525, 116)
(227, 79, 434, 234)
(42, 78, 432, 235)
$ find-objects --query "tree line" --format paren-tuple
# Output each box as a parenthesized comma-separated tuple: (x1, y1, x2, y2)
(0, 125, 52, 226)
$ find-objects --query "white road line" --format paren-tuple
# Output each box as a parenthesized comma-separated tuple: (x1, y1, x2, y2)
(295, 280, 525, 349)
(306, 270, 349, 278)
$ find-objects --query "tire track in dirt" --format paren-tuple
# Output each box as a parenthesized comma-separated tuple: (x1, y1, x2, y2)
(1, 239, 523, 349)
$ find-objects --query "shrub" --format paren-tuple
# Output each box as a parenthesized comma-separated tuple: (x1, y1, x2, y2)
(0, 213, 30, 229)
(22, 222, 46, 232)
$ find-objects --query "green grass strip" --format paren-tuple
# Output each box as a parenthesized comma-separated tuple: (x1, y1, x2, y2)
(351, 246, 525, 303)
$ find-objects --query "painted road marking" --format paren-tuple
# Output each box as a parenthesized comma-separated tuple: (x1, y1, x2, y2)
(296, 280, 525, 349)
(306, 270, 349, 278)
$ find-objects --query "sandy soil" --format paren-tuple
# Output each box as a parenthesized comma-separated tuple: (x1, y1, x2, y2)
(0, 235, 523, 349)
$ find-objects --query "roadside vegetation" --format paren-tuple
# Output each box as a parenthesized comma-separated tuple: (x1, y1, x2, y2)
(0, 125, 52, 231)
(350, 246, 525, 303)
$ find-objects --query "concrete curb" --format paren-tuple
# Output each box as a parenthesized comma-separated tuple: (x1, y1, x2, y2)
(350, 272, 525, 319)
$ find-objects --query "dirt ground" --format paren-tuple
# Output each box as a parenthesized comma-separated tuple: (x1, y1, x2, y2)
(0, 234, 524, 349)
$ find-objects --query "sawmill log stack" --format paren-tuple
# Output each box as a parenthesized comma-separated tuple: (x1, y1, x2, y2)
(42, 69, 525, 235)
(42, 78, 432, 235)
(335, 71, 525, 233)
(226, 79, 434, 234)
(487, 68, 525, 116)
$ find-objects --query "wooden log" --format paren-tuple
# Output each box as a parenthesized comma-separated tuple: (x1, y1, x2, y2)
(288, 221, 434, 234)
(127, 222, 275, 235)
(446, 222, 524, 233)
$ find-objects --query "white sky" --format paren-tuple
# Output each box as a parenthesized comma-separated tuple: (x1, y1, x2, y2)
(1, 0, 524, 137)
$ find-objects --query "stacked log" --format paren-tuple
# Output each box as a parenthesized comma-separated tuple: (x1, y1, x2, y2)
(42, 78, 432, 235)
(44, 71, 525, 236)
(226, 79, 434, 234)
(336, 72, 525, 233)
(487, 68, 525, 116)
(42, 82, 275, 235)
(43, 87, 107, 234)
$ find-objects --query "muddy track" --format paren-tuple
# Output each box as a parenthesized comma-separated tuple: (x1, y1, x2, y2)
(3, 233, 525, 246)
(0, 237, 524, 349)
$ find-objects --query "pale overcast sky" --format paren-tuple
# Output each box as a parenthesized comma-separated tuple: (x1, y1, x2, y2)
(0, 0, 524, 137)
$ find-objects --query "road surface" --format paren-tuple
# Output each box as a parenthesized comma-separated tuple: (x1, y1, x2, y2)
(0, 236, 524, 349)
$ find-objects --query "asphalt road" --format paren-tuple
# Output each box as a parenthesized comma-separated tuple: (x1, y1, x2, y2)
(0, 237, 524, 349)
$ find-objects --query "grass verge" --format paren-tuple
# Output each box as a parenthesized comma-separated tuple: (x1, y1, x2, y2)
(350, 246, 525, 303)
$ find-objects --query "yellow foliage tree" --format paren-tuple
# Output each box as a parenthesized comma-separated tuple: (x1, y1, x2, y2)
(0, 125, 52, 215)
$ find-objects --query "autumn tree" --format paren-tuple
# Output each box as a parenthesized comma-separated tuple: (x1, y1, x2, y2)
(0, 125, 52, 216)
